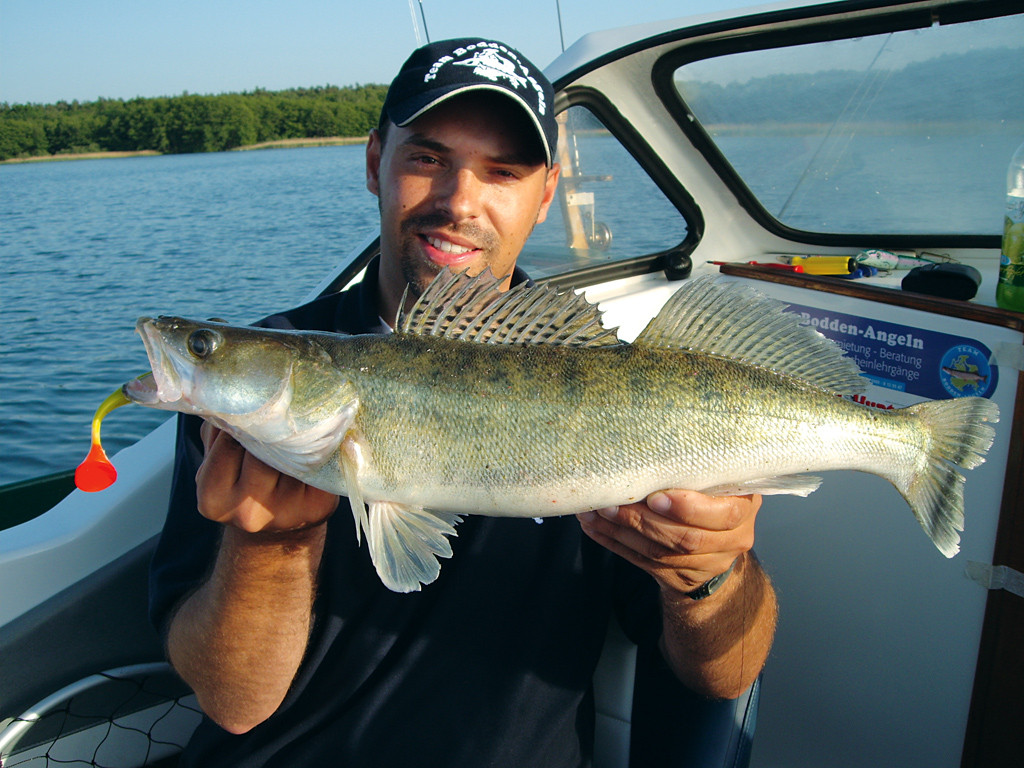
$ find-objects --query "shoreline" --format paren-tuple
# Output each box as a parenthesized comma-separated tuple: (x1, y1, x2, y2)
(2, 150, 162, 164)
(1, 136, 369, 165)
(232, 136, 368, 151)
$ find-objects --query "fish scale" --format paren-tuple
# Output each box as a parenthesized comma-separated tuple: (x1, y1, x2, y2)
(122, 270, 999, 592)
(352, 340, 937, 515)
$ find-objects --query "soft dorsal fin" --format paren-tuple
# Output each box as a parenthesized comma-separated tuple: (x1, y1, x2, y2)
(635, 275, 867, 394)
(396, 267, 621, 347)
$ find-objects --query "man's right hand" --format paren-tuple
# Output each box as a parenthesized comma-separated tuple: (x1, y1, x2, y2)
(196, 422, 339, 533)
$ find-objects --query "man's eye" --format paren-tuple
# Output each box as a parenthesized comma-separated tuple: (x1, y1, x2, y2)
(492, 168, 521, 181)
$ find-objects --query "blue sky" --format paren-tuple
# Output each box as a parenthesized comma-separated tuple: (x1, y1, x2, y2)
(1, 0, 769, 104)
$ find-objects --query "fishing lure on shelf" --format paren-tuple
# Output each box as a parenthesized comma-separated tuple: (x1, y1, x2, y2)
(853, 249, 954, 273)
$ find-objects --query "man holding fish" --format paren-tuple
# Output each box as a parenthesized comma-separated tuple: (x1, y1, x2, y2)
(149, 39, 777, 766)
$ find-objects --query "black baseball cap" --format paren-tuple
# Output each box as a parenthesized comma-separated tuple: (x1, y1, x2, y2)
(380, 38, 557, 167)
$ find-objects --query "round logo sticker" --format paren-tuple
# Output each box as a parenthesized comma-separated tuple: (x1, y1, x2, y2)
(939, 345, 994, 398)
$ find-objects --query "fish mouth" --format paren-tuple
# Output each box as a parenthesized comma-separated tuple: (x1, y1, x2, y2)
(123, 372, 161, 405)
(127, 317, 185, 406)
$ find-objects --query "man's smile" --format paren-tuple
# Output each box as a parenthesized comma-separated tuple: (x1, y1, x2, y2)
(421, 233, 483, 267)
(425, 235, 475, 255)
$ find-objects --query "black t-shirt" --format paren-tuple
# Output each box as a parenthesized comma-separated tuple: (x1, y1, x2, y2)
(148, 260, 661, 767)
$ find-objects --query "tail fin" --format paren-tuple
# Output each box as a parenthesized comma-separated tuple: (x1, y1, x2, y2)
(902, 397, 999, 557)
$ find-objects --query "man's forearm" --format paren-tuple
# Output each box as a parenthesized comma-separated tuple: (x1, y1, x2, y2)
(659, 551, 777, 699)
(167, 524, 327, 733)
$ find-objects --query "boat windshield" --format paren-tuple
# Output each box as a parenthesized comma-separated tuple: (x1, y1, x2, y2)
(672, 10, 1024, 236)
(519, 104, 688, 279)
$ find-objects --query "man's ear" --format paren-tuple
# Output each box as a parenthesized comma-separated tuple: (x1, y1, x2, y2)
(535, 163, 561, 225)
(366, 128, 382, 197)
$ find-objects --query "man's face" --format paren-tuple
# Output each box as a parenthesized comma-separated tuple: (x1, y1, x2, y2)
(366, 92, 560, 320)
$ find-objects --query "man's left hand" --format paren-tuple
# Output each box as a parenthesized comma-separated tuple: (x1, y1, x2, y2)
(577, 490, 760, 596)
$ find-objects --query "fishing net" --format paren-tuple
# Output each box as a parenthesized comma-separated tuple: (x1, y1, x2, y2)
(0, 663, 201, 768)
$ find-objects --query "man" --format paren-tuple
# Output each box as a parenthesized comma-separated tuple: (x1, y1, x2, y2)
(150, 38, 777, 767)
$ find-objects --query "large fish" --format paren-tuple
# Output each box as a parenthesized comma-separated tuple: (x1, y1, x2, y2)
(124, 271, 999, 592)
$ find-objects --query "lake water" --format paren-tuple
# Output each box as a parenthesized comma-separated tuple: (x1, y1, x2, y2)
(0, 147, 380, 486)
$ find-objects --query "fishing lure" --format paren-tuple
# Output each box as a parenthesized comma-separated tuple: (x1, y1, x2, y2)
(854, 249, 953, 272)
(74, 384, 132, 491)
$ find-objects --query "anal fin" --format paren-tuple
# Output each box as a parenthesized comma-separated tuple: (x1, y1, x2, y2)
(367, 501, 463, 593)
(702, 474, 822, 498)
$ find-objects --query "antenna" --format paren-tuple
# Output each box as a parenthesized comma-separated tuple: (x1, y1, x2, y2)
(555, 0, 566, 52)
(418, 0, 432, 43)
(406, 0, 431, 45)
(407, 0, 423, 46)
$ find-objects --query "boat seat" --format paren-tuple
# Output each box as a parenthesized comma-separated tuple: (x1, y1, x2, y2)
(594, 615, 761, 768)
(0, 537, 759, 767)
(1, 622, 760, 768)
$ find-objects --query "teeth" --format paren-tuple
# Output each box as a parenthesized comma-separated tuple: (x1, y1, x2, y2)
(427, 236, 473, 255)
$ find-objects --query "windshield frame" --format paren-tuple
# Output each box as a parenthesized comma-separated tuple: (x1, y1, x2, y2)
(649, 0, 1022, 249)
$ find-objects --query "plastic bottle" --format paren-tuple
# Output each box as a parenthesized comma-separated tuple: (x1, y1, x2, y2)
(996, 141, 1024, 311)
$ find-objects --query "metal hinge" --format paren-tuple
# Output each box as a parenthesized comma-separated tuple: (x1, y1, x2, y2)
(965, 562, 1024, 599)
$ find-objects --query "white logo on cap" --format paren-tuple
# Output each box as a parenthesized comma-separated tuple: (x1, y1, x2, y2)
(423, 42, 547, 116)
(454, 48, 528, 89)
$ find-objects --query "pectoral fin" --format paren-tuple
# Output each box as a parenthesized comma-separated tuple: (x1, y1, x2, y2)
(367, 502, 463, 593)
(340, 434, 370, 546)
(339, 435, 462, 592)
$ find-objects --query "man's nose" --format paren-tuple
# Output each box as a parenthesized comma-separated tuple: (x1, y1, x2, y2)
(434, 167, 481, 221)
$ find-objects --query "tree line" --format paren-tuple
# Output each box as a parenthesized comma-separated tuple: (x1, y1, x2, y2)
(0, 84, 388, 161)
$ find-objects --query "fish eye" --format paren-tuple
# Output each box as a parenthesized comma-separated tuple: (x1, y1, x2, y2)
(187, 329, 221, 359)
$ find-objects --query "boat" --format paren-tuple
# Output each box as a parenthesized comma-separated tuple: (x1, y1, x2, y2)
(2, 1, 1022, 765)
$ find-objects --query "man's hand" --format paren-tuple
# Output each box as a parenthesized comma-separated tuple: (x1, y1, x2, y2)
(579, 490, 775, 698)
(577, 489, 759, 595)
(168, 422, 337, 733)
(196, 422, 339, 533)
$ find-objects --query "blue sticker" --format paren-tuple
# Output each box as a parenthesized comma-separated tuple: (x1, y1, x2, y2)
(939, 345, 994, 398)
(785, 304, 998, 400)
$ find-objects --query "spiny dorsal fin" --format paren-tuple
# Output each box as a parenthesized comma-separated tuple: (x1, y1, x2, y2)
(634, 275, 868, 394)
(397, 267, 621, 347)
